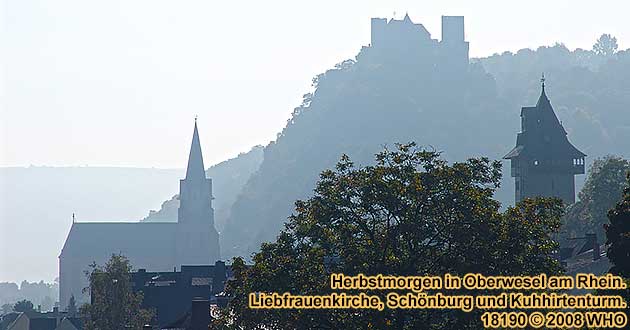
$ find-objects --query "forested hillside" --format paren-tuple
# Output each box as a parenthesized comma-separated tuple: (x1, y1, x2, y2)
(221, 36, 630, 260)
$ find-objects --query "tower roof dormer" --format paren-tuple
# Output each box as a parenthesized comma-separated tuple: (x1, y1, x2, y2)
(185, 119, 206, 180)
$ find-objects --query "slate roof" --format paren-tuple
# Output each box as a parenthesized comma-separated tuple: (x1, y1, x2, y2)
(29, 317, 56, 330)
(60, 222, 177, 259)
(0, 313, 20, 330)
(54, 318, 79, 330)
(504, 85, 586, 160)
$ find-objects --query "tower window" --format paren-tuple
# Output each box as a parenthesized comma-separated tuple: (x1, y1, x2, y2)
(533, 160, 539, 166)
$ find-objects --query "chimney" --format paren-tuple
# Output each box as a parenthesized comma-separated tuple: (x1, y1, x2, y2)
(53, 307, 60, 325)
(190, 298, 210, 330)
(213, 261, 227, 294)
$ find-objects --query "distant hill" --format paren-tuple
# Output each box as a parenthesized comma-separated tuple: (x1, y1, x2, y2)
(0, 146, 264, 284)
(141, 145, 264, 232)
(0, 166, 182, 283)
(221, 34, 630, 260)
(476, 44, 630, 156)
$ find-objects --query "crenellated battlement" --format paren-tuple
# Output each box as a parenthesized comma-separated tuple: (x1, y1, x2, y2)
(369, 14, 469, 70)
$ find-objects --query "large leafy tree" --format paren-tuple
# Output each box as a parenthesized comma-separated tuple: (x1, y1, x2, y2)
(605, 173, 630, 277)
(593, 33, 619, 56)
(564, 156, 630, 239)
(80, 254, 154, 330)
(12, 300, 35, 313)
(214, 144, 564, 330)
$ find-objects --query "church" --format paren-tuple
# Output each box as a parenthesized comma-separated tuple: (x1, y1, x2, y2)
(58, 121, 220, 308)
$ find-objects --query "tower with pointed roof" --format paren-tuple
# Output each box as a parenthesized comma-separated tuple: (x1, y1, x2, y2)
(59, 120, 220, 308)
(504, 76, 586, 204)
(175, 119, 220, 265)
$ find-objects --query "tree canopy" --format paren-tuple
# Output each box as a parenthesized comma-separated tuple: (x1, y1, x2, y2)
(12, 299, 34, 313)
(605, 173, 630, 278)
(214, 144, 564, 330)
(563, 156, 630, 240)
(593, 34, 619, 56)
(80, 254, 153, 330)
(603, 172, 630, 309)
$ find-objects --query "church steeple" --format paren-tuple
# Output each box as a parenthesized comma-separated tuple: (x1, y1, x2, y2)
(185, 119, 206, 180)
(176, 118, 220, 264)
(536, 73, 551, 108)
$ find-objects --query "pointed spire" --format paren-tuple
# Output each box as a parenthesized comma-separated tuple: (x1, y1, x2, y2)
(403, 12, 412, 23)
(536, 73, 550, 107)
(185, 119, 206, 180)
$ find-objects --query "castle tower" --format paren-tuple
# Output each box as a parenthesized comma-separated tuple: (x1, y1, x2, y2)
(504, 77, 586, 205)
(175, 120, 220, 264)
(439, 16, 469, 72)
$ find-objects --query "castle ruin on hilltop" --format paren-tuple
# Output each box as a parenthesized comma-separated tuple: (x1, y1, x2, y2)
(367, 14, 469, 71)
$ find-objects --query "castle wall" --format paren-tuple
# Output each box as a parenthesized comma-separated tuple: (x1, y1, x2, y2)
(441, 16, 465, 43)
(370, 18, 387, 47)
(368, 15, 469, 72)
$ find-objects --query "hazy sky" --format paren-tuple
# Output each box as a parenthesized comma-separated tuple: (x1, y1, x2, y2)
(1, 0, 629, 168)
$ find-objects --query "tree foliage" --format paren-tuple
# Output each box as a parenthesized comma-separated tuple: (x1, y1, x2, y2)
(593, 34, 619, 56)
(603, 172, 630, 309)
(605, 173, 630, 277)
(563, 156, 630, 239)
(80, 254, 153, 330)
(12, 299, 34, 313)
(214, 144, 564, 329)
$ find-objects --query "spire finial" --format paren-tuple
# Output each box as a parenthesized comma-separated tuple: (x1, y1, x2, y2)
(72, 213, 75, 223)
(541, 72, 546, 90)
(194, 115, 198, 123)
